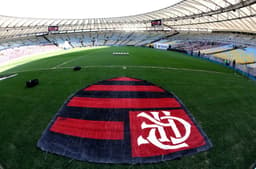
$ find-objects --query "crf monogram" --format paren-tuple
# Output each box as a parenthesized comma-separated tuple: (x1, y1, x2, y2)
(137, 111, 191, 150)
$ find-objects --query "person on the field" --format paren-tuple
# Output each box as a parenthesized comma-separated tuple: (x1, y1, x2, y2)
(232, 60, 236, 68)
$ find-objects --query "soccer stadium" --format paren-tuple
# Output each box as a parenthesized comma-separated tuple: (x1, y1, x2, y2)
(0, 0, 256, 169)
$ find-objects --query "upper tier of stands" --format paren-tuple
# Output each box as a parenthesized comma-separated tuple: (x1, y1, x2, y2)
(46, 31, 168, 48)
(163, 32, 256, 46)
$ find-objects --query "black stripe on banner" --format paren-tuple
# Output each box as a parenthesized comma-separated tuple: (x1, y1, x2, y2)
(43, 131, 132, 162)
(57, 107, 182, 121)
(76, 91, 173, 98)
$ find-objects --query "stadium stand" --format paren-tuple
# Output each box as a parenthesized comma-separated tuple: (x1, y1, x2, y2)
(44, 31, 168, 48)
(165, 32, 256, 46)
(199, 45, 234, 55)
(0, 44, 61, 65)
(152, 31, 256, 78)
(213, 48, 256, 64)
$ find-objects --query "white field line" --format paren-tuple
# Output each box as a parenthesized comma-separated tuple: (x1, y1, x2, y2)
(52, 49, 101, 69)
(7, 65, 229, 75)
(0, 73, 18, 81)
(52, 57, 81, 69)
(76, 65, 227, 74)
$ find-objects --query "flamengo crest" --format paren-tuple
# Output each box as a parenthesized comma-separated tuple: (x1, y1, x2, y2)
(38, 77, 212, 163)
(129, 109, 208, 157)
(137, 111, 191, 150)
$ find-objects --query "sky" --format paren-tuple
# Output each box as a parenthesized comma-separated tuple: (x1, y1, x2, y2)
(0, 0, 181, 19)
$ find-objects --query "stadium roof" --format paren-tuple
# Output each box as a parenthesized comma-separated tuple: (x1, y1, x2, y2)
(0, 0, 255, 39)
(0, 0, 181, 19)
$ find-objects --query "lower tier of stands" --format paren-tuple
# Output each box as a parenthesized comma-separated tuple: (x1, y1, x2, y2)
(0, 44, 61, 65)
(197, 53, 256, 79)
(153, 37, 256, 78)
(157, 39, 256, 64)
(213, 49, 256, 64)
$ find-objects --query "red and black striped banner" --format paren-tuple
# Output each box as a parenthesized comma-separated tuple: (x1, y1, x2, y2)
(37, 77, 212, 164)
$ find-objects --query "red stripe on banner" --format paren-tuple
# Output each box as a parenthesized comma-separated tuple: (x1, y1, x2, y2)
(67, 97, 181, 108)
(108, 77, 141, 81)
(50, 117, 124, 140)
(84, 85, 164, 92)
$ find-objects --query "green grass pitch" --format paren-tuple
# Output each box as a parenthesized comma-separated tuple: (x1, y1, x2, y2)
(0, 46, 255, 169)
